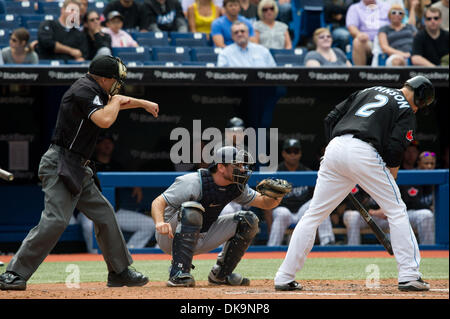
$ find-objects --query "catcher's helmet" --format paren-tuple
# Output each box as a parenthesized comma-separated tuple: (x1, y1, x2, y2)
(89, 55, 127, 95)
(404, 76, 435, 109)
(212, 146, 254, 189)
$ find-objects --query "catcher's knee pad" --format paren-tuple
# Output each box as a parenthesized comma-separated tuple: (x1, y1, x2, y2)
(171, 202, 204, 278)
(211, 211, 259, 280)
(234, 210, 259, 241)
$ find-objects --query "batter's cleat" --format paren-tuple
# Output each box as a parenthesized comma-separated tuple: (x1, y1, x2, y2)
(107, 267, 149, 287)
(167, 272, 196, 287)
(0, 271, 27, 291)
(398, 278, 430, 291)
(208, 272, 250, 286)
(275, 281, 303, 291)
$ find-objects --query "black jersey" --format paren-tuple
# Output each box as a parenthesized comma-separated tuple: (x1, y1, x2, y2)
(331, 86, 417, 167)
(51, 74, 108, 159)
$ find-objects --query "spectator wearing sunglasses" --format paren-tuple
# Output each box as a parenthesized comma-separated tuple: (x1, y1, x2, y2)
(83, 10, 112, 60)
(398, 151, 437, 244)
(305, 28, 352, 66)
(411, 6, 449, 66)
(378, 4, 417, 66)
(1, 28, 38, 64)
(254, 0, 292, 49)
(265, 138, 335, 247)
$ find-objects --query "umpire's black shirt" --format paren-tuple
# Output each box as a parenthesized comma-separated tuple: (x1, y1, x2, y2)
(51, 74, 108, 159)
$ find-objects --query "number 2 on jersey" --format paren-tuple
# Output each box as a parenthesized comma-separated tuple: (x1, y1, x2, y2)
(355, 94, 389, 117)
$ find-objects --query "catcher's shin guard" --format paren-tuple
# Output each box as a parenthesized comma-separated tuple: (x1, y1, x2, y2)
(170, 202, 204, 278)
(210, 211, 259, 281)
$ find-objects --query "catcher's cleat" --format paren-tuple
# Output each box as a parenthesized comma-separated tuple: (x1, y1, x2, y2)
(167, 272, 196, 287)
(107, 267, 149, 287)
(275, 281, 303, 291)
(208, 272, 250, 286)
(398, 278, 430, 291)
(0, 271, 27, 291)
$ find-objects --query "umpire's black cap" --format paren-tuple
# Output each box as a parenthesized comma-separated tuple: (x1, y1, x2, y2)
(89, 55, 126, 81)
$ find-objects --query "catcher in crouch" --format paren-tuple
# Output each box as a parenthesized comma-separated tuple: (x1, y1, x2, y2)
(151, 146, 292, 287)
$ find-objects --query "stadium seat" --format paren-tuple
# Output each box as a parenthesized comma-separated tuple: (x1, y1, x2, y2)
(190, 47, 221, 63)
(125, 61, 144, 67)
(66, 60, 91, 66)
(136, 37, 169, 47)
(87, 1, 106, 14)
(28, 28, 38, 42)
(5, 1, 36, 15)
(0, 28, 10, 48)
(143, 61, 181, 66)
(0, 14, 21, 30)
(38, 59, 65, 66)
(111, 46, 151, 62)
(152, 46, 192, 63)
(37, 1, 63, 15)
(290, 0, 326, 48)
(181, 61, 216, 67)
(21, 14, 55, 29)
(131, 31, 168, 41)
(169, 32, 208, 47)
(270, 48, 307, 66)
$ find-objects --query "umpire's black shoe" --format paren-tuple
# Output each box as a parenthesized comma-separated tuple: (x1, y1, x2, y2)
(107, 267, 149, 287)
(167, 272, 196, 287)
(275, 280, 303, 291)
(0, 271, 27, 291)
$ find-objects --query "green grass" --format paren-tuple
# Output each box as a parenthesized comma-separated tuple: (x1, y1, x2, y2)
(10, 257, 447, 284)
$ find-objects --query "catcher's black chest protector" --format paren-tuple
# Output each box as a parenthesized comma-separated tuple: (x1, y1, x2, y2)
(198, 169, 242, 232)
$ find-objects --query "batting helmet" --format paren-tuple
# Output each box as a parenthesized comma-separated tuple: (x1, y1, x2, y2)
(404, 76, 435, 109)
(211, 146, 254, 189)
(89, 55, 127, 96)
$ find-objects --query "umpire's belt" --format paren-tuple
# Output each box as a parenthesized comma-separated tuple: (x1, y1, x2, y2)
(50, 144, 91, 167)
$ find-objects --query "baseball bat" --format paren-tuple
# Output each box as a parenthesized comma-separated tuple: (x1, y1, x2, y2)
(0, 168, 14, 182)
(347, 193, 394, 255)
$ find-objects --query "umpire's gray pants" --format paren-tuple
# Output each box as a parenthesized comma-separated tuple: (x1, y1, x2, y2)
(7, 146, 133, 280)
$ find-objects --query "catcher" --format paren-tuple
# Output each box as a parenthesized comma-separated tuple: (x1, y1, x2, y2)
(151, 146, 291, 287)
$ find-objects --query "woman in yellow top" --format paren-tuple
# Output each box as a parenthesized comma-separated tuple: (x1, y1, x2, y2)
(187, 0, 221, 36)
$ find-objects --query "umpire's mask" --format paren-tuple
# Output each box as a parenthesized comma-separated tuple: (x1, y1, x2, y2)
(89, 55, 127, 96)
(212, 146, 255, 191)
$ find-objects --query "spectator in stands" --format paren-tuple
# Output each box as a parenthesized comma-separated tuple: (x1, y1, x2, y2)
(83, 10, 112, 60)
(346, 0, 390, 65)
(79, 0, 88, 20)
(401, 141, 420, 169)
(343, 186, 389, 245)
(187, 0, 221, 36)
(254, 0, 292, 49)
(145, 0, 189, 32)
(411, 6, 449, 66)
(432, 0, 449, 31)
(211, 0, 256, 47)
(217, 20, 275, 66)
(76, 133, 156, 252)
(102, 11, 139, 47)
(404, 0, 428, 30)
(304, 27, 352, 66)
(103, 0, 149, 32)
(1, 28, 39, 64)
(182, 0, 224, 16)
(265, 138, 335, 246)
(324, 0, 353, 52)
(239, 0, 259, 22)
(37, 0, 89, 61)
(378, 4, 417, 66)
(275, 0, 292, 25)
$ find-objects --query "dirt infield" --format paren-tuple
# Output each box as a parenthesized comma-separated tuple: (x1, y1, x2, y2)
(1, 279, 448, 299)
(0, 251, 448, 299)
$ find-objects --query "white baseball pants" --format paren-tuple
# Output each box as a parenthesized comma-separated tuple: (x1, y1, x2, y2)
(275, 135, 422, 284)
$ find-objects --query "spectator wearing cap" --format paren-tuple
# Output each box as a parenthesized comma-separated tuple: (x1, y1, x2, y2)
(102, 11, 139, 47)
(1, 28, 39, 64)
(103, 0, 150, 32)
(37, 0, 89, 61)
(83, 10, 113, 60)
(144, 0, 189, 32)
(265, 138, 335, 246)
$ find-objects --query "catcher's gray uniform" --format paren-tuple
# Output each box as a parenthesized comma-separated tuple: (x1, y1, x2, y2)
(157, 170, 257, 254)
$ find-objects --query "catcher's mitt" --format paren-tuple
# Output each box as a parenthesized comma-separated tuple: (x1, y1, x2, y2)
(256, 178, 292, 199)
